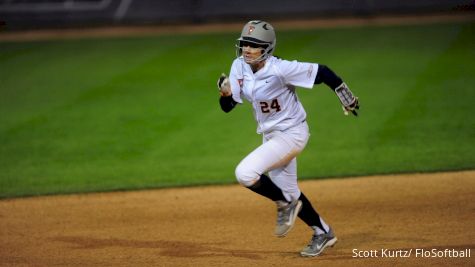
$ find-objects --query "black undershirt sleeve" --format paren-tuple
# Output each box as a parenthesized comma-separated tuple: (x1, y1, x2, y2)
(219, 95, 237, 113)
(314, 64, 343, 90)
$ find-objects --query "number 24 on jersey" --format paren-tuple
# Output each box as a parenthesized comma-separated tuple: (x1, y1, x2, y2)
(260, 99, 281, 113)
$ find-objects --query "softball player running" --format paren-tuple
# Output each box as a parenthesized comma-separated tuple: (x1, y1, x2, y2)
(217, 20, 359, 257)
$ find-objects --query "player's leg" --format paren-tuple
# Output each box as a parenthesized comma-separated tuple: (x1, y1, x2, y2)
(235, 135, 302, 237)
(235, 133, 300, 204)
(267, 157, 302, 237)
(263, 122, 309, 202)
(268, 156, 331, 233)
(299, 192, 338, 256)
(264, 126, 337, 255)
(234, 129, 306, 197)
(268, 157, 300, 201)
(235, 123, 309, 237)
(271, 159, 337, 256)
(298, 193, 330, 235)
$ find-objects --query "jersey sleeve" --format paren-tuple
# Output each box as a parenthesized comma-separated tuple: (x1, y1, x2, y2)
(229, 59, 244, 104)
(276, 59, 319, 89)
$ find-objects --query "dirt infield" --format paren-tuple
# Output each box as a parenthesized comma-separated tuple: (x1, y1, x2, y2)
(1, 171, 474, 266)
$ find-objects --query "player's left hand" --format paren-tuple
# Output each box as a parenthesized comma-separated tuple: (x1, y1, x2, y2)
(342, 97, 359, 116)
(334, 82, 359, 117)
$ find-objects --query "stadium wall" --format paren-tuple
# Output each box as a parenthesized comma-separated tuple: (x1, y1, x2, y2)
(0, 0, 473, 30)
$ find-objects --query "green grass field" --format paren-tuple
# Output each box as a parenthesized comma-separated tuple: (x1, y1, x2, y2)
(1, 21, 474, 198)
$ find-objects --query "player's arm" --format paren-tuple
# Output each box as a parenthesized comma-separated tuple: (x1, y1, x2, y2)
(220, 95, 237, 113)
(217, 74, 237, 113)
(315, 64, 360, 116)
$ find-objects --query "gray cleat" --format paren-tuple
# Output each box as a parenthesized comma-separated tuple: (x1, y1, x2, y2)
(274, 200, 302, 237)
(300, 228, 337, 257)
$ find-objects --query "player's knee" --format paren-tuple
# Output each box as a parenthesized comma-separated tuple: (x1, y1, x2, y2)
(235, 163, 259, 187)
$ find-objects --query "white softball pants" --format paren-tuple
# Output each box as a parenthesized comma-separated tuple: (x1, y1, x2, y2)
(235, 121, 310, 202)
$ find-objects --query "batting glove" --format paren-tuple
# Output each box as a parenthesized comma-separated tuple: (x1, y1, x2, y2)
(217, 73, 231, 96)
(342, 97, 360, 116)
(335, 82, 360, 116)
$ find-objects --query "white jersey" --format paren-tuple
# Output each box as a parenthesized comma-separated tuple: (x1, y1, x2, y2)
(229, 56, 319, 134)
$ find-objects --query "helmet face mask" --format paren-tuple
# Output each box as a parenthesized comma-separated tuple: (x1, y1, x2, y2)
(235, 20, 276, 64)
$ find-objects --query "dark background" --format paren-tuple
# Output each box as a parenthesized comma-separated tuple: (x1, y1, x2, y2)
(0, 0, 474, 30)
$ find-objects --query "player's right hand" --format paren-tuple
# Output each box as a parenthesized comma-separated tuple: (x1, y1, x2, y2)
(217, 73, 232, 97)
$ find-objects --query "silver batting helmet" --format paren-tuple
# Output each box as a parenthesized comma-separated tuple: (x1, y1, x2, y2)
(236, 20, 276, 63)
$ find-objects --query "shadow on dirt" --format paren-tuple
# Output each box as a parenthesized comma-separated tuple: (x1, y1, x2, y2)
(52, 236, 294, 260)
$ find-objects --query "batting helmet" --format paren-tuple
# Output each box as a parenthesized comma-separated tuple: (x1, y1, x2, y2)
(236, 20, 276, 63)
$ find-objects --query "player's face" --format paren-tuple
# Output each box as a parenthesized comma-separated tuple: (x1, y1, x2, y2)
(241, 41, 264, 64)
